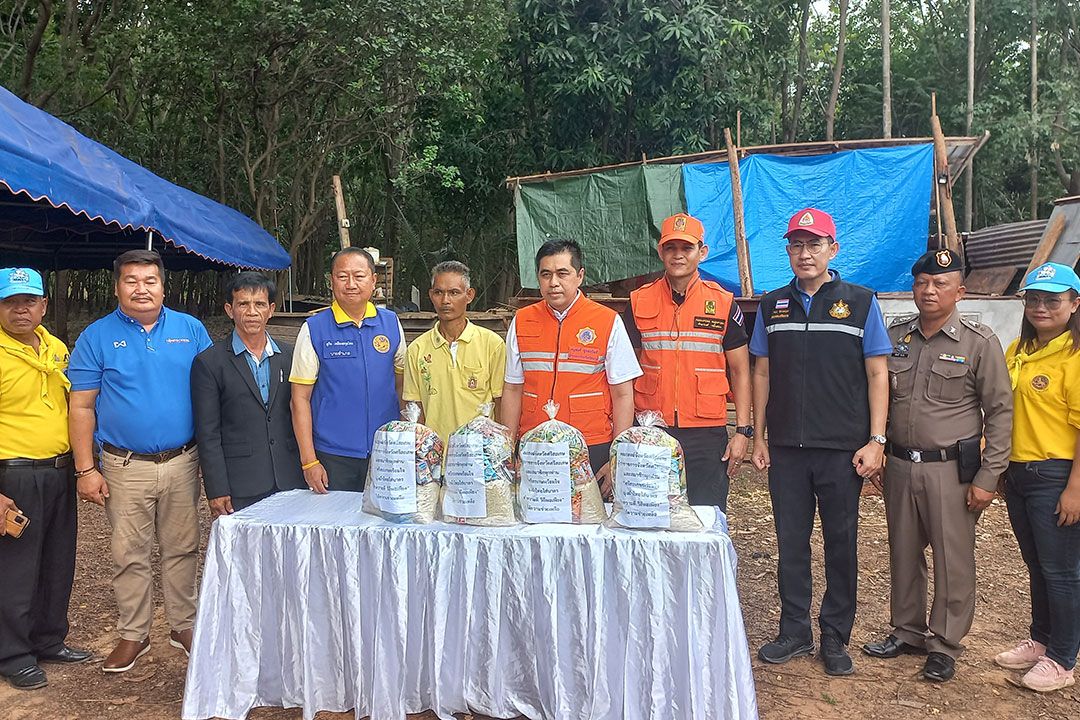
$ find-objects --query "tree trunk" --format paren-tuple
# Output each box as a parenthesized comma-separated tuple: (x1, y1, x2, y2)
(882, 0, 892, 138)
(1030, 0, 1039, 220)
(964, 0, 975, 232)
(825, 0, 850, 142)
(786, 0, 811, 143)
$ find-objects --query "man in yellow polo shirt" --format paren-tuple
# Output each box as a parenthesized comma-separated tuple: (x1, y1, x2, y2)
(404, 261, 505, 441)
(0, 268, 91, 690)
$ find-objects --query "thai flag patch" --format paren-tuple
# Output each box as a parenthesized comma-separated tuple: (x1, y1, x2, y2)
(776, 299, 789, 309)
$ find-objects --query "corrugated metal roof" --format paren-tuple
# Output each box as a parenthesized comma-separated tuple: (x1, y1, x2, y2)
(966, 219, 1047, 269)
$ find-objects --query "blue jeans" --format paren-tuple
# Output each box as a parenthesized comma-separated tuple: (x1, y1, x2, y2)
(1005, 460, 1080, 670)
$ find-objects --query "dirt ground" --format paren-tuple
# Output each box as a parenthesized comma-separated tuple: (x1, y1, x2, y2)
(2, 469, 1078, 720)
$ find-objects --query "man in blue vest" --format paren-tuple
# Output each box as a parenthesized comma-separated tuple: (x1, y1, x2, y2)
(750, 208, 891, 676)
(290, 247, 405, 492)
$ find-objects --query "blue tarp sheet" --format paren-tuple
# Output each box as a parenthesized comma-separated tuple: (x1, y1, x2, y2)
(684, 145, 934, 294)
(0, 85, 290, 269)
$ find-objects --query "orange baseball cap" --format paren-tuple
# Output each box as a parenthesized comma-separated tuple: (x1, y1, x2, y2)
(660, 213, 705, 245)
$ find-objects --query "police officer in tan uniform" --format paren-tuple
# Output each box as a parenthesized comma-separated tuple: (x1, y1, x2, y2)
(863, 249, 1013, 682)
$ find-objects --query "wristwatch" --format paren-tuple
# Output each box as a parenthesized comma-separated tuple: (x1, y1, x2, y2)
(870, 434, 887, 446)
(735, 426, 755, 438)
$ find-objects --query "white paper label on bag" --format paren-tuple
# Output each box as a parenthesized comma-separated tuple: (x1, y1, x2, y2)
(519, 441, 572, 523)
(614, 443, 671, 528)
(443, 434, 487, 517)
(370, 429, 417, 513)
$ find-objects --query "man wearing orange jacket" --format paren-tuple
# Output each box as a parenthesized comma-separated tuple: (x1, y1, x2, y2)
(623, 213, 752, 513)
(501, 239, 642, 494)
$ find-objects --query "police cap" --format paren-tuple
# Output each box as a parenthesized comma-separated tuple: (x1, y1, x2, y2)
(911, 249, 963, 277)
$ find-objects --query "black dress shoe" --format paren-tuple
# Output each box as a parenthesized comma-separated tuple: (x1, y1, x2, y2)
(5, 665, 47, 690)
(863, 634, 927, 659)
(923, 652, 956, 682)
(758, 635, 815, 664)
(820, 634, 854, 676)
(39, 645, 92, 664)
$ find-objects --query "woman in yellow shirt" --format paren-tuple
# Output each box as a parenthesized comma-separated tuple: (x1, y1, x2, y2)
(994, 262, 1080, 692)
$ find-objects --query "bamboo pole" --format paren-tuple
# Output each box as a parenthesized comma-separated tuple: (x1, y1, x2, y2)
(332, 175, 351, 249)
(930, 114, 960, 251)
(724, 128, 754, 297)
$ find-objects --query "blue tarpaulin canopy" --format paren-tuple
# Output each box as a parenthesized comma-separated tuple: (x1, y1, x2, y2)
(0, 85, 290, 270)
(684, 145, 934, 294)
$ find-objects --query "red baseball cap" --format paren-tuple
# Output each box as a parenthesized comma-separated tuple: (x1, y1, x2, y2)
(659, 213, 705, 245)
(784, 208, 836, 240)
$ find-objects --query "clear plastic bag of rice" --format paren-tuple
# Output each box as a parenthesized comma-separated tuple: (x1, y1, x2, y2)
(605, 411, 703, 532)
(442, 403, 518, 526)
(362, 403, 444, 524)
(517, 400, 605, 524)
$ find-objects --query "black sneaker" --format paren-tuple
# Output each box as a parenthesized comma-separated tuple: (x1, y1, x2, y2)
(758, 635, 815, 664)
(820, 634, 854, 676)
(5, 665, 47, 690)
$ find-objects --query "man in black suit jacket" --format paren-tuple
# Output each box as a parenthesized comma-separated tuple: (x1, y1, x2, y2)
(191, 272, 304, 515)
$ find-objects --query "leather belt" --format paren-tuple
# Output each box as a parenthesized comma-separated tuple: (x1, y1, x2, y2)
(101, 441, 196, 464)
(887, 442, 958, 464)
(0, 452, 73, 469)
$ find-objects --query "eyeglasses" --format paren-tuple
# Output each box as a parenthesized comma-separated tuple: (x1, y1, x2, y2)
(1022, 294, 1067, 310)
(785, 239, 831, 256)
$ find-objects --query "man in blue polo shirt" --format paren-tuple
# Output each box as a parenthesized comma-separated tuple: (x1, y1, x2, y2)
(68, 250, 212, 674)
(750, 208, 891, 677)
(290, 247, 405, 492)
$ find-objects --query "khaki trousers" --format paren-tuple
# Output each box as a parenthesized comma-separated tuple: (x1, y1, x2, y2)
(884, 457, 979, 658)
(100, 447, 201, 641)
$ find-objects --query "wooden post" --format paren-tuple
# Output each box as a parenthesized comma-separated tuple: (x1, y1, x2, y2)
(965, 0, 976, 233)
(1024, 212, 1066, 276)
(332, 174, 351, 249)
(930, 114, 960, 252)
(724, 128, 754, 297)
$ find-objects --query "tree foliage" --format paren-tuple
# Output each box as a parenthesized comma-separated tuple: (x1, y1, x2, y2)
(2, 0, 1080, 306)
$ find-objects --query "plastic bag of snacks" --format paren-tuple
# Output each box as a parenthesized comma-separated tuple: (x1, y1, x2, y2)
(442, 403, 518, 526)
(362, 403, 444, 524)
(605, 411, 703, 532)
(517, 400, 605, 524)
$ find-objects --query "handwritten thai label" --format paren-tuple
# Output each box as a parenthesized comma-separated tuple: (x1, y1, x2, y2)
(443, 434, 486, 517)
(370, 429, 417, 513)
(614, 443, 671, 529)
(519, 441, 572, 523)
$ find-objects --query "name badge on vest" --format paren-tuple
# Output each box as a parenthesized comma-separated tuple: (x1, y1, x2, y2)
(323, 339, 357, 359)
(568, 345, 602, 362)
(693, 316, 726, 332)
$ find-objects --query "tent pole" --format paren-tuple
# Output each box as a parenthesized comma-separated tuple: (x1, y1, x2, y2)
(288, 266, 294, 313)
(724, 128, 754, 297)
(146, 230, 153, 251)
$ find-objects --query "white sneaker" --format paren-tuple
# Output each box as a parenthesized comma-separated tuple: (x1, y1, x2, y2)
(995, 638, 1046, 670)
(1020, 656, 1075, 692)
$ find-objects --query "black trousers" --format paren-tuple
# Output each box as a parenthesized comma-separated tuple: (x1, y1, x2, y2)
(232, 489, 277, 511)
(768, 445, 863, 644)
(0, 462, 77, 674)
(587, 442, 612, 477)
(667, 426, 730, 513)
(315, 450, 369, 493)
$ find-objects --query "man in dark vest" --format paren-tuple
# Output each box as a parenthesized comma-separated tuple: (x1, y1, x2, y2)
(750, 208, 891, 676)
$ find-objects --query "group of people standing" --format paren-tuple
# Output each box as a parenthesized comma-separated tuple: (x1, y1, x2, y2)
(0, 207, 1077, 701)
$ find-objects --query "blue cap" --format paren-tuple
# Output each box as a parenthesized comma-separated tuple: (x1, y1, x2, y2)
(0, 268, 44, 299)
(1021, 262, 1080, 294)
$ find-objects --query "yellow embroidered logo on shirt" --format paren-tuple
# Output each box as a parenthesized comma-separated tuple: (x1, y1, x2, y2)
(1031, 374, 1050, 391)
(705, 299, 716, 315)
(372, 335, 391, 353)
(829, 300, 851, 319)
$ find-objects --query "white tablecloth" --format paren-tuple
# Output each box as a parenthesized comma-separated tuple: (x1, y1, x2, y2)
(181, 490, 758, 720)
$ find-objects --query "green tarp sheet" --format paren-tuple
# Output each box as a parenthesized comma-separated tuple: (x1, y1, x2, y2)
(514, 164, 686, 288)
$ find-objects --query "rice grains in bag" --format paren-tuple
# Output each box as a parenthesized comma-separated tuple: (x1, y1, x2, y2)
(362, 403, 444, 524)
(441, 403, 518, 526)
(517, 400, 605, 524)
(605, 411, 703, 532)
